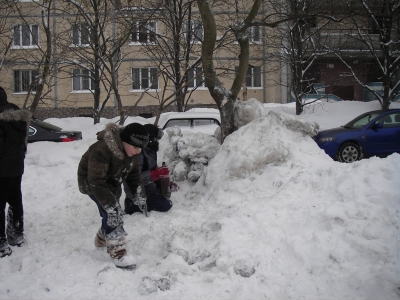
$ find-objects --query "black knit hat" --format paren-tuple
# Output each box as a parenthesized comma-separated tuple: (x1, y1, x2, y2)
(0, 87, 8, 105)
(144, 124, 161, 138)
(120, 123, 149, 148)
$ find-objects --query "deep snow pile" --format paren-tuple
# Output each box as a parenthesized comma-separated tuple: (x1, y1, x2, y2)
(0, 100, 399, 299)
(160, 127, 221, 182)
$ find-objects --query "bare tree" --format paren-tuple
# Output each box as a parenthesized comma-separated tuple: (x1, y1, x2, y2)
(332, 0, 400, 109)
(0, 0, 62, 114)
(128, 0, 204, 114)
(0, 2, 14, 72)
(266, 0, 341, 115)
(57, 0, 115, 124)
(196, 0, 264, 142)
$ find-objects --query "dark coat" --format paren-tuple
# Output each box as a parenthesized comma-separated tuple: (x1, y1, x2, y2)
(0, 102, 31, 177)
(139, 147, 157, 172)
(77, 123, 141, 209)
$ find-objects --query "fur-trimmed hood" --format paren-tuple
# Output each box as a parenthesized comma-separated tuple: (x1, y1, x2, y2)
(0, 108, 32, 124)
(97, 123, 126, 160)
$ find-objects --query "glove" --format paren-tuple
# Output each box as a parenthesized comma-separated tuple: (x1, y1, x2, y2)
(151, 166, 169, 181)
(125, 197, 140, 215)
(133, 186, 148, 217)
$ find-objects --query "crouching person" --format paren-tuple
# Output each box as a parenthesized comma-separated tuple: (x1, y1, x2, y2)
(124, 124, 173, 215)
(77, 122, 149, 269)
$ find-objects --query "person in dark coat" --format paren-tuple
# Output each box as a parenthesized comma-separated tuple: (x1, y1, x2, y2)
(0, 87, 32, 258)
(77, 122, 149, 269)
(124, 124, 173, 215)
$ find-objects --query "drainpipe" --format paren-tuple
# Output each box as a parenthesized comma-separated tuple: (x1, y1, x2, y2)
(262, 0, 266, 103)
(52, 0, 58, 108)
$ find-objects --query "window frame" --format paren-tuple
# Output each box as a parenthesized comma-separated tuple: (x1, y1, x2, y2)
(12, 24, 39, 48)
(246, 25, 262, 43)
(13, 70, 39, 93)
(131, 67, 158, 91)
(72, 68, 94, 92)
(188, 67, 205, 89)
(130, 20, 157, 44)
(236, 66, 262, 88)
(71, 23, 90, 46)
(186, 19, 203, 43)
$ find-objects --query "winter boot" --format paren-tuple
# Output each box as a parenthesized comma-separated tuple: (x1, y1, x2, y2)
(94, 229, 106, 249)
(107, 236, 136, 270)
(0, 238, 12, 258)
(6, 210, 24, 247)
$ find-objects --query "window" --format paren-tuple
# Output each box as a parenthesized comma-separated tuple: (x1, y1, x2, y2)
(236, 66, 261, 88)
(72, 23, 90, 45)
(188, 67, 205, 88)
(187, 19, 203, 43)
(164, 118, 220, 129)
(375, 113, 400, 128)
(13, 24, 38, 47)
(131, 68, 158, 90)
(72, 69, 94, 91)
(14, 70, 39, 93)
(131, 21, 156, 43)
(246, 25, 261, 43)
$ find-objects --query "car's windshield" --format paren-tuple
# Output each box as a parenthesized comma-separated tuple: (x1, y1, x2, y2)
(33, 120, 62, 131)
(343, 112, 381, 129)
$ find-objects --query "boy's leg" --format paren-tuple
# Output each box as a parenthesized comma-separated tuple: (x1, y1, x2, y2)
(89, 195, 135, 269)
(0, 178, 13, 257)
(146, 191, 173, 212)
(6, 176, 24, 247)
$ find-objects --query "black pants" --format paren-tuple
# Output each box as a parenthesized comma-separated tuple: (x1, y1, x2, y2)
(0, 176, 23, 239)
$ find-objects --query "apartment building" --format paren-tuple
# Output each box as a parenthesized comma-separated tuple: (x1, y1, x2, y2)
(0, 0, 283, 119)
(0, 0, 398, 119)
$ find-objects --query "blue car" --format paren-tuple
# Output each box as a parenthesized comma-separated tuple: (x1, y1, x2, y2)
(313, 109, 400, 163)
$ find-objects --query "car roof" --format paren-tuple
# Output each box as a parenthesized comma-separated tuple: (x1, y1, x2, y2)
(153, 111, 221, 128)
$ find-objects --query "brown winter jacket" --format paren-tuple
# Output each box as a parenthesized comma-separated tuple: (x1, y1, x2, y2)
(77, 123, 141, 210)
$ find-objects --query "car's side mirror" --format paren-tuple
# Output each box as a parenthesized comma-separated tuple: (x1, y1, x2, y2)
(373, 123, 383, 130)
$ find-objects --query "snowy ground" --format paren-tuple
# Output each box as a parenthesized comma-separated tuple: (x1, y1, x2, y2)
(1, 100, 400, 300)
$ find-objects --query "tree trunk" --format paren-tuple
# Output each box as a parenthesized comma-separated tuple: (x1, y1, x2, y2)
(196, 0, 261, 142)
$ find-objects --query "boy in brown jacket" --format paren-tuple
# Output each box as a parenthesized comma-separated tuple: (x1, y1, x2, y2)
(77, 122, 149, 269)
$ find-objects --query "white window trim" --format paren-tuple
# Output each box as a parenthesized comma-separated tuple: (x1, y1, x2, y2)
(71, 23, 90, 47)
(129, 21, 157, 45)
(237, 66, 262, 88)
(72, 68, 94, 92)
(186, 19, 203, 44)
(233, 25, 262, 44)
(12, 24, 39, 49)
(188, 67, 206, 90)
(13, 70, 39, 93)
(130, 67, 159, 91)
(247, 66, 262, 88)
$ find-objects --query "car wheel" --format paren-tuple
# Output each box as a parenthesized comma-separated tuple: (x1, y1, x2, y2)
(337, 142, 362, 163)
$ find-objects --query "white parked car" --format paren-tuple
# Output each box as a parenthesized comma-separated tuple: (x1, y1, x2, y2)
(149, 109, 221, 135)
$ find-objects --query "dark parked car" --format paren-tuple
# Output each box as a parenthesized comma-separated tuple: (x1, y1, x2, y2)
(28, 119, 82, 143)
(313, 109, 400, 163)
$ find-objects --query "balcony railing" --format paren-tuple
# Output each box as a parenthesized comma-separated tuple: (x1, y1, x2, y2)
(317, 31, 381, 52)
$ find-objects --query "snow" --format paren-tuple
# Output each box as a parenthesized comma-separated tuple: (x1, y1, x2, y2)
(1, 100, 400, 299)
